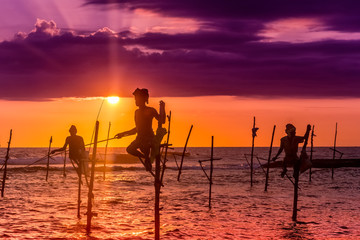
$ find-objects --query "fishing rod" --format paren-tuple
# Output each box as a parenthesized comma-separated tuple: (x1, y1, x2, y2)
(84, 137, 117, 147)
(26, 135, 126, 167)
(25, 152, 61, 167)
(88, 98, 105, 153)
(255, 156, 267, 175)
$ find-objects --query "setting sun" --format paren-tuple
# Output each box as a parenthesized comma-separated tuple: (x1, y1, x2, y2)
(107, 96, 120, 104)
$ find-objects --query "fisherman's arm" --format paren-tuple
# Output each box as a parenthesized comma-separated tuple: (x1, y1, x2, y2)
(297, 124, 312, 142)
(154, 101, 166, 124)
(51, 138, 68, 154)
(303, 124, 311, 139)
(275, 140, 287, 177)
(114, 128, 137, 139)
(272, 141, 284, 161)
(81, 137, 85, 152)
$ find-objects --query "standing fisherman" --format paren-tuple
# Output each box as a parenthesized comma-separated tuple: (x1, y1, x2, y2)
(115, 88, 165, 171)
(272, 124, 311, 177)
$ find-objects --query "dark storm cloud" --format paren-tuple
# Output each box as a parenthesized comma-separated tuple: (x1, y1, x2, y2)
(1, 17, 360, 100)
(127, 30, 263, 51)
(85, 0, 360, 32)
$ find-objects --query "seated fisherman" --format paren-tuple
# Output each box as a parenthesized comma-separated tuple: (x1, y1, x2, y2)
(272, 124, 311, 177)
(51, 125, 86, 175)
(115, 88, 165, 171)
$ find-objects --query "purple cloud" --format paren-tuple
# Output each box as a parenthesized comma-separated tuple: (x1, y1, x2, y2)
(1, 19, 360, 100)
(84, 0, 360, 32)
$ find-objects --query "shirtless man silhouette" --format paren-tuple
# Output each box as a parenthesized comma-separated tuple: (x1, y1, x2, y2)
(51, 125, 86, 176)
(272, 124, 311, 177)
(115, 88, 165, 171)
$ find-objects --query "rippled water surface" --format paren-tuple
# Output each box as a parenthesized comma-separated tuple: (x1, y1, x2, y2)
(0, 147, 359, 239)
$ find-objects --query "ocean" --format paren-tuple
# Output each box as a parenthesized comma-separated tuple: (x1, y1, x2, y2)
(0, 147, 359, 239)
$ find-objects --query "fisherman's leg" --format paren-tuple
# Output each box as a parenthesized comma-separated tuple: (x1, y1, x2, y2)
(281, 159, 287, 178)
(70, 158, 81, 177)
(126, 140, 145, 159)
(293, 158, 300, 178)
(127, 139, 152, 171)
(79, 158, 90, 187)
(76, 158, 83, 180)
(140, 144, 152, 172)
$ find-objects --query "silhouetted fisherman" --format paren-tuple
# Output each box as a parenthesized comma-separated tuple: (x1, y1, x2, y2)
(51, 125, 86, 176)
(115, 88, 165, 171)
(272, 124, 311, 177)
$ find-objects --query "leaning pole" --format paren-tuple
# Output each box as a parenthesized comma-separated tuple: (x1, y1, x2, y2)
(86, 121, 99, 233)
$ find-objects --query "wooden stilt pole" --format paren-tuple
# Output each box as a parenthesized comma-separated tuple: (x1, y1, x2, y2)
(155, 102, 165, 240)
(292, 160, 300, 221)
(177, 125, 193, 181)
(199, 139, 221, 208)
(209, 136, 214, 209)
(265, 125, 276, 192)
(160, 111, 171, 184)
(292, 125, 311, 221)
(104, 122, 111, 180)
(1, 129, 12, 198)
(46, 136, 53, 181)
(309, 126, 315, 182)
(63, 150, 67, 177)
(155, 154, 161, 240)
(332, 123, 337, 179)
(77, 163, 82, 219)
(250, 117, 256, 187)
(87, 121, 99, 233)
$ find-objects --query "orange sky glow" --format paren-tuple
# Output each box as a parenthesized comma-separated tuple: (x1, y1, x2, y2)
(1, 96, 359, 148)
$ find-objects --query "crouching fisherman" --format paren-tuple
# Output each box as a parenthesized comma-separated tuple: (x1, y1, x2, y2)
(114, 88, 166, 172)
(272, 124, 311, 177)
(51, 125, 88, 182)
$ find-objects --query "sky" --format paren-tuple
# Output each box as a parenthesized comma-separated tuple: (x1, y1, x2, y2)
(0, 0, 360, 147)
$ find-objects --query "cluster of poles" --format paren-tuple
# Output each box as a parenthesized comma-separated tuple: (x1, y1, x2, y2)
(1, 114, 344, 237)
(0, 107, 222, 240)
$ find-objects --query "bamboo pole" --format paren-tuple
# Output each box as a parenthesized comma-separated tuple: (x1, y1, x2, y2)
(155, 102, 165, 240)
(89, 99, 105, 154)
(46, 136, 53, 181)
(86, 121, 99, 233)
(292, 125, 311, 221)
(63, 150, 67, 177)
(77, 161, 82, 219)
(177, 125, 193, 181)
(1, 129, 12, 198)
(292, 161, 300, 221)
(209, 136, 214, 209)
(104, 122, 111, 180)
(86, 137, 116, 147)
(250, 117, 256, 187)
(265, 125, 276, 192)
(332, 123, 337, 179)
(199, 138, 220, 209)
(155, 154, 161, 240)
(160, 111, 171, 184)
(309, 125, 315, 182)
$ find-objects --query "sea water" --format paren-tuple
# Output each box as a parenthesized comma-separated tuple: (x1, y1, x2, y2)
(0, 147, 359, 239)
